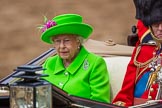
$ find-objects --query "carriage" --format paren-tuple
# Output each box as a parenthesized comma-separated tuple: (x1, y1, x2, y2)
(0, 38, 162, 108)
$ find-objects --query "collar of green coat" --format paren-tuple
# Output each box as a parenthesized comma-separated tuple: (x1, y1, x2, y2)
(54, 46, 89, 75)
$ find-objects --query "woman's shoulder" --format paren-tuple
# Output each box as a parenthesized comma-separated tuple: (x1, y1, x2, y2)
(81, 46, 103, 59)
(87, 52, 105, 63)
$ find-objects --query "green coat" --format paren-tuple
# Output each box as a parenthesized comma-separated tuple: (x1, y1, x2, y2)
(42, 46, 110, 103)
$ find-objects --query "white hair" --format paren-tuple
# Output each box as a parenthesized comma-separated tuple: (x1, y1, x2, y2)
(76, 35, 87, 45)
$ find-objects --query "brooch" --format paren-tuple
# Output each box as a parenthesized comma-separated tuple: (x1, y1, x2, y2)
(83, 59, 89, 70)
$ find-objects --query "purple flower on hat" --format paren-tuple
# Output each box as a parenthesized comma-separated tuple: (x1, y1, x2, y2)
(41, 20, 57, 32)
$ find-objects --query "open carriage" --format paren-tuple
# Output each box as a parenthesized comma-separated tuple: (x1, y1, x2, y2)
(1, 39, 162, 108)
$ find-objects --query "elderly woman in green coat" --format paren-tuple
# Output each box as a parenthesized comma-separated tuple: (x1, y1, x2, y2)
(40, 13, 110, 103)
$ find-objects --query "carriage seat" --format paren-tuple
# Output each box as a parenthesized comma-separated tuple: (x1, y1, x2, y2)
(104, 56, 131, 100)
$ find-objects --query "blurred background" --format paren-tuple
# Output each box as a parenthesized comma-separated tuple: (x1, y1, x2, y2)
(0, 0, 136, 79)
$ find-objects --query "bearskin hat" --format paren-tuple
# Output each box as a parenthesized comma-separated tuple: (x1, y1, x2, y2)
(134, 0, 162, 26)
(133, 0, 144, 19)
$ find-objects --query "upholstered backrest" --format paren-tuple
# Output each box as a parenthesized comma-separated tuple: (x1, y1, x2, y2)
(103, 56, 131, 101)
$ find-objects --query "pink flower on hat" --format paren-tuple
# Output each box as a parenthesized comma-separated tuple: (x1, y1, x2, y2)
(41, 20, 57, 32)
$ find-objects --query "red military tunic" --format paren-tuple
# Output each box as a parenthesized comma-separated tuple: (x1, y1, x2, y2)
(112, 20, 160, 106)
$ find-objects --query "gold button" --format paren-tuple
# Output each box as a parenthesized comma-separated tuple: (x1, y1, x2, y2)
(148, 95, 152, 99)
(150, 88, 154, 92)
(153, 81, 156, 84)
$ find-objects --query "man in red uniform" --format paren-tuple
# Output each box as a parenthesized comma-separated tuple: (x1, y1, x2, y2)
(112, 0, 162, 107)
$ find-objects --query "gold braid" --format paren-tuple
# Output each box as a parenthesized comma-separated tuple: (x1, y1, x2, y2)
(134, 44, 159, 83)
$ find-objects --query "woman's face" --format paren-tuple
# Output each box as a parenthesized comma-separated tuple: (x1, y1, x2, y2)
(52, 34, 80, 62)
(151, 22, 162, 39)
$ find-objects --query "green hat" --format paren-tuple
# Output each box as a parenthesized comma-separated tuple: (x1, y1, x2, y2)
(40, 14, 93, 44)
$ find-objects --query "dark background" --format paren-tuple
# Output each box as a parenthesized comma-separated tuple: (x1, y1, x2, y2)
(0, 0, 136, 79)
